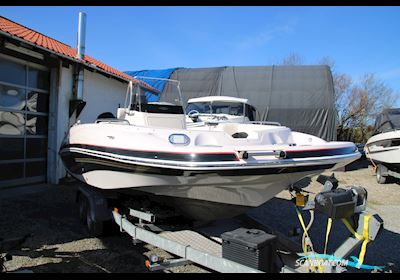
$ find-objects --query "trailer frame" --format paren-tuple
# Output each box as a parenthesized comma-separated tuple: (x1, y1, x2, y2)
(76, 182, 385, 273)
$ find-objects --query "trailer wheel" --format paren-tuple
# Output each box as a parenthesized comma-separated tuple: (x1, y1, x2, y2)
(376, 165, 387, 184)
(78, 193, 104, 236)
(78, 194, 88, 225)
(86, 208, 104, 237)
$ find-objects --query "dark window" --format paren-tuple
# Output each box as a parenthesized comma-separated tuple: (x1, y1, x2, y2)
(0, 84, 26, 110)
(0, 57, 26, 86)
(28, 68, 50, 90)
(0, 110, 25, 136)
(0, 55, 50, 186)
(0, 138, 24, 160)
(26, 91, 49, 113)
(26, 161, 46, 177)
(391, 140, 400, 147)
(0, 162, 24, 180)
(26, 138, 48, 159)
(26, 114, 48, 135)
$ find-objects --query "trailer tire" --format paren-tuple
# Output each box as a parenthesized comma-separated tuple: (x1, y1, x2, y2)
(78, 194, 88, 225)
(86, 209, 104, 237)
(78, 193, 105, 236)
(376, 164, 387, 184)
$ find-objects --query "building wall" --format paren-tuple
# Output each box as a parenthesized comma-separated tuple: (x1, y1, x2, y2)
(54, 64, 73, 182)
(52, 65, 128, 183)
(79, 70, 128, 124)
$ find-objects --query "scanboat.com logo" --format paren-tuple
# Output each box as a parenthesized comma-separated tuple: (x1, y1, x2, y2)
(296, 253, 385, 270)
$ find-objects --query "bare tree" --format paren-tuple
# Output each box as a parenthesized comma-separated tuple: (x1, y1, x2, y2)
(319, 57, 352, 120)
(281, 53, 304, 65)
(359, 73, 396, 122)
(332, 73, 352, 118)
(337, 73, 396, 142)
(318, 56, 335, 69)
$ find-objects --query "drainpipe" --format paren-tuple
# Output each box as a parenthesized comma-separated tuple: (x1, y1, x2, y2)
(69, 12, 87, 122)
(76, 12, 86, 60)
(76, 12, 86, 100)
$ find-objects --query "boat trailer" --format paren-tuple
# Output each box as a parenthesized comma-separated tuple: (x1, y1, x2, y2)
(77, 175, 386, 273)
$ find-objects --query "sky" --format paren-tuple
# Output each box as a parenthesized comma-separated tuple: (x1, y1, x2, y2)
(1, 6, 399, 98)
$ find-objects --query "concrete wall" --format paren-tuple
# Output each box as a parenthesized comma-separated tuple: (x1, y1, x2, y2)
(54, 64, 73, 182)
(52, 65, 128, 183)
(79, 70, 128, 123)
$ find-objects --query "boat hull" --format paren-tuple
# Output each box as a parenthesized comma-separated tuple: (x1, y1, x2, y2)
(60, 146, 355, 207)
(59, 122, 360, 221)
(365, 131, 400, 172)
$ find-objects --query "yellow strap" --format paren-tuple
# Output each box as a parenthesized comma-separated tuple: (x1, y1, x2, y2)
(356, 215, 371, 268)
(357, 239, 369, 268)
(362, 214, 371, 240)
(296, 208, 309, 239)
(295, 208, 324, 273)
(341, 215, 372, 269)
(341, 218, 363, 240)
(324, 218, 333, 255)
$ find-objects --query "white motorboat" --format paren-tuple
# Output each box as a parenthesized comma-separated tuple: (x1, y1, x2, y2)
(60, 78, 360, 220)
(365, 108, 400, 183)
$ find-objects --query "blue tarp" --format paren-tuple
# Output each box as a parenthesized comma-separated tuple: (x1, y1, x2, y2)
(125, 68, 177, 102)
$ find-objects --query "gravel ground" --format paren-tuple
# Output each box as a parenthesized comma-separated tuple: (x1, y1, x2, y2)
(0, 159, 399, 273)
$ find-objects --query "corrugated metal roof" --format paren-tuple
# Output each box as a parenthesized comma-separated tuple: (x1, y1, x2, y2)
(0, 15, 140, 84)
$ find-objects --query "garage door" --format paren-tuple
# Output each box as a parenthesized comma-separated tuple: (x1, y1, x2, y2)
(0, 55, 50, 188)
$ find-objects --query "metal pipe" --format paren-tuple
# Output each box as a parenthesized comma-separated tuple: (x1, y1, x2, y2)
(76, 12, 86, 60)
(76, 12, 86, 100)
(76, 69, 84, 100)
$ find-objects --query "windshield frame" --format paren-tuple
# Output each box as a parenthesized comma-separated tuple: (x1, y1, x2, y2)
(185, 100, 247, 118)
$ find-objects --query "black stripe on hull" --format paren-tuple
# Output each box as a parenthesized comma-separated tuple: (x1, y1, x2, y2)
(62, 144, 238, 162)
(62, 143, 356, 162)
(60, 151, 336, 177)
(285, 146, 356, 158)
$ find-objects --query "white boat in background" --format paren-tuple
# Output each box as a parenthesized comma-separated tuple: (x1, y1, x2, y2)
(365, 108, 400, 183)
(60, 78, 360, 221)
(185, 96, 257, 124)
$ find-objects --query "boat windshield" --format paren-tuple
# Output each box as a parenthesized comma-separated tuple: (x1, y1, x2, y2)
(373, 108, 400, 135)
(185, 101, 244, 116)
(185, 102, 212, 114)
(126, 77, 184, 114)
(211, 101, 244, 116)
